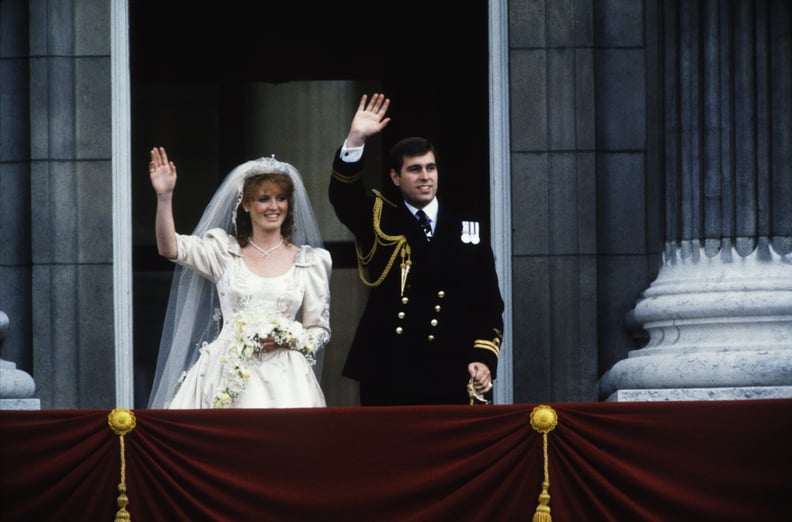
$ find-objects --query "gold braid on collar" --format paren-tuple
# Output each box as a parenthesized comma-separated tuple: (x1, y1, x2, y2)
(356, 190, 412, 296)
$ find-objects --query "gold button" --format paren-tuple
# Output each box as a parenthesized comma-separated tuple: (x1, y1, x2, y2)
(401, 297, 409, 304)
(437, 290, 445, 298)
(395, 327, 403, 334)
(434, 305, 441, 312)
(398, 312, 405, 319)
(430, 319, 438, 327)
(427, 335, 435, 342)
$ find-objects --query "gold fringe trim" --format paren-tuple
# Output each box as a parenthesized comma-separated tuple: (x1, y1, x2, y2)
(530, 405, 558, 522)
(108, 408, 137, 522)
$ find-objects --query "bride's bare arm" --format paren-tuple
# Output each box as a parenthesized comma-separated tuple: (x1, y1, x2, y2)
(149, 146, 178, 259)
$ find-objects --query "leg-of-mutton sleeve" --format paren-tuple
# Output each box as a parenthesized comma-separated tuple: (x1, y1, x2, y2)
(295, 246, 332, 352)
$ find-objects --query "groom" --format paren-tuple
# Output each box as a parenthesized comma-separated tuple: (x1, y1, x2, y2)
(329, 93, 504, 405)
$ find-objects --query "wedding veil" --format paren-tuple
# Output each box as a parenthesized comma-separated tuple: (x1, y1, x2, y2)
(147, 157, 323, 408)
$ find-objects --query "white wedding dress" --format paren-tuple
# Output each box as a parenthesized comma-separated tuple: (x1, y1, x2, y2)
(166, 229, 331, 409)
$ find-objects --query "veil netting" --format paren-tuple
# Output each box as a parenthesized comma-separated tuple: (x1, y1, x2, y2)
(147, 157, 324, 409)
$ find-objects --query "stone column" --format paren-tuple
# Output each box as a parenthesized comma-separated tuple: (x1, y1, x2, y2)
(600, 0, 792, 401)
(28, 0, 116, 407)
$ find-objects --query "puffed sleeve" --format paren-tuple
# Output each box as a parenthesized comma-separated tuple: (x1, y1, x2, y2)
(295, 246, 332, 352)
(173, 228, 236, 283)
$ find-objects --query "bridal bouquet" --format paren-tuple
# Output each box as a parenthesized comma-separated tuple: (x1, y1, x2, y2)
(213, 309, 315, 408)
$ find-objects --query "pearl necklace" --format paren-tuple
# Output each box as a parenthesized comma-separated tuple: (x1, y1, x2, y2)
(248, 237, 284, 257)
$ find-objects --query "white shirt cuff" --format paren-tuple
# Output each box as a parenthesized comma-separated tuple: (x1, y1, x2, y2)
(340, 140, 364, 163)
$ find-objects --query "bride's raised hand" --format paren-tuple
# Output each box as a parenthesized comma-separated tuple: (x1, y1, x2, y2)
(149, 146, 177, 196)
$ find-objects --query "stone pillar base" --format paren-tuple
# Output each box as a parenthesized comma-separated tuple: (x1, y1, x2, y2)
(0, 358, 39, 409)
(606, 386, 792, 402)
(0, 398, 41, 410)
(601, 240, 792, 400)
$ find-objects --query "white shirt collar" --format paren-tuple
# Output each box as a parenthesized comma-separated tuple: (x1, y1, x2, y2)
(404, 198, 439, 231)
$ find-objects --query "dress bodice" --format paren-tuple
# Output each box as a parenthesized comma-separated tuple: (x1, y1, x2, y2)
(217, 262, 303, 326)
(174, 228, 332, 352)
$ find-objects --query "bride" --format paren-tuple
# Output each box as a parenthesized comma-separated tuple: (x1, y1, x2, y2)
(146, 146, 331, 409)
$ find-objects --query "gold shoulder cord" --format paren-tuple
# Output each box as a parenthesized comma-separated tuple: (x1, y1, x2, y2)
(356, 191, 412, 296)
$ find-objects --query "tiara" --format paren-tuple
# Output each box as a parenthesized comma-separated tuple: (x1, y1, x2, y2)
(244, 155, 290, 177)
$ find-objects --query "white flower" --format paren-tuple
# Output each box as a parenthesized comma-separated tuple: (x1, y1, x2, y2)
(212, 310, 315, 408)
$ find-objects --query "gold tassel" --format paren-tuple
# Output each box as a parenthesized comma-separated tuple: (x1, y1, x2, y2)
(400, 244, 412, 296)
(466, 378, 491, 405)
(108, 409, 137, 522)
(530, 405, 558, 522)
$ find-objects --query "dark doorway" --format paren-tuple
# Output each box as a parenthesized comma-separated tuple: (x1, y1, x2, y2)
(129, 1, 490, 407)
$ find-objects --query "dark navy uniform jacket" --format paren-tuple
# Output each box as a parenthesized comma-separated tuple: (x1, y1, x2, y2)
(330, 149, 504, 404)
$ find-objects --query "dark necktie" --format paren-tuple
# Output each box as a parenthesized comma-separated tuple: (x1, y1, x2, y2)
(416, 209, 433, 240)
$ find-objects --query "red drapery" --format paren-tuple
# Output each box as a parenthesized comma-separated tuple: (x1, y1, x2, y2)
(1, 400, 791, 521)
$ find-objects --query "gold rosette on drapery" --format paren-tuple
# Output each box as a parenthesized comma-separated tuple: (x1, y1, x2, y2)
(108, 408, 137, 521)
(530, 404, 558, 522)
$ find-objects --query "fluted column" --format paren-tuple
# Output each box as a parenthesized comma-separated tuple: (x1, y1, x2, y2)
(600, 0, 792, 401)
